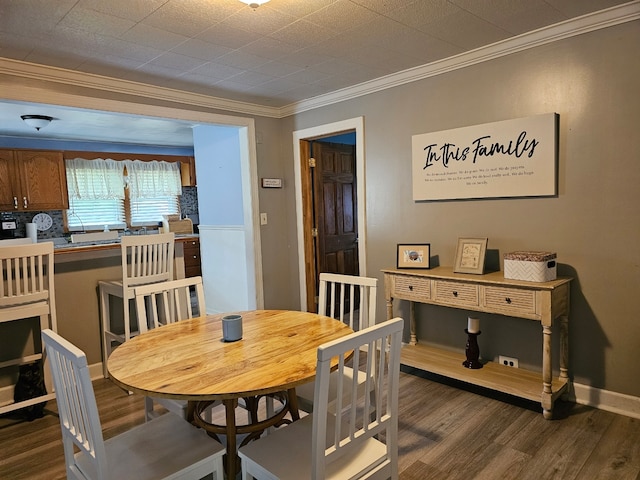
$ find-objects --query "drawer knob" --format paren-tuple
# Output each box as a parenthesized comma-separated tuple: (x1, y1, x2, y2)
(505, 297, 512, 304)
(452, 291, 458, 297)
(409, 285, 413, 291)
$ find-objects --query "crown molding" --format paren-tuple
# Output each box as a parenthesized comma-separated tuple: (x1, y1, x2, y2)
(0, 58, 282, 119)
(280, 1, 640, 117)
(0, 2, 637, 120)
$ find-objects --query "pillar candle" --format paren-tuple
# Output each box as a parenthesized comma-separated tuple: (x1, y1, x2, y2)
(468, 317, 480, 333)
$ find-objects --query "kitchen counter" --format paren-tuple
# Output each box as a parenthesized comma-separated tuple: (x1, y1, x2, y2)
(53, 233, 198, 253)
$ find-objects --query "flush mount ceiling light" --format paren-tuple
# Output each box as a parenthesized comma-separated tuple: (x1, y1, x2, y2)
(239, 0, 270, 8)
(21, 114, 53, 131)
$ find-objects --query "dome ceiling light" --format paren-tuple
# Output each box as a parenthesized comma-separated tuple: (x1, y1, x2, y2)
(239, 0, 270, 8)
(21, 114, 53, 131)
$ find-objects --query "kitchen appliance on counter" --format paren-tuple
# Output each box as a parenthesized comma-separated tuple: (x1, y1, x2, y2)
(1, 213, 18, 239)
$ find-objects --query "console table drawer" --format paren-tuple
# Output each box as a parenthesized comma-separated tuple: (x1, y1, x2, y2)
(433, 281, 478, 307)
(484, 287, 536, 315)
(393, 276, 431, 301)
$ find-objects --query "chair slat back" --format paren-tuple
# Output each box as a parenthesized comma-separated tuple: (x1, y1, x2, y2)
(42, 329, 109, 479)
(311, 317, 403, 479)
(0, 242, 56, 326)
(121, 233, 175, 289)
(134, 276, 205, 332)
(318, 273, 377, 331)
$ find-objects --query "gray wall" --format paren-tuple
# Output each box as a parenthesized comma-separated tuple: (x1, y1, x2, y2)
(280, 21, 640, 398)
(1, 20, 637, 400)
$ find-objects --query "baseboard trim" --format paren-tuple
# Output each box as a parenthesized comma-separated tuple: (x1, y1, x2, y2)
(4, 366, 639, 420)
(572, 382, 640, 419)
(90, 363, 105, 382)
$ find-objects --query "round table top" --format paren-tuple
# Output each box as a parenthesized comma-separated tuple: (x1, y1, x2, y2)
(107, 309, 353, 401)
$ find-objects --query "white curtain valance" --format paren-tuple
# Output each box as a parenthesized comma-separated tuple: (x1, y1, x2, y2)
(65, 158, 125, 200)
(125, 160, 182, 199)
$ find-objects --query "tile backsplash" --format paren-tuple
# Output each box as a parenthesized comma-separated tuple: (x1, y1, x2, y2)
(2, 186, 198, 240)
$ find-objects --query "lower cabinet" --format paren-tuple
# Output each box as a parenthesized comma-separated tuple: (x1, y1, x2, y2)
(183, 239, 201, 277)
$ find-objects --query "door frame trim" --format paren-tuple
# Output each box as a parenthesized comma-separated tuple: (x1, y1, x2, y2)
(293, 116, 366, 310)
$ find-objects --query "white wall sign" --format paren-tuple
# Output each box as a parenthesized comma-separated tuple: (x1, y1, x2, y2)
(412, 113, 558, 201)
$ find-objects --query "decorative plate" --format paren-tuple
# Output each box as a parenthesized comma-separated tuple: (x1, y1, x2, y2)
(32, 212, 53, 231)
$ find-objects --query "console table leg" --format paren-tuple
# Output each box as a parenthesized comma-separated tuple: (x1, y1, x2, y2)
(409, 301, 417, 345)
(385, 298, 393, 321)
(542, 324, 553, 418)
(559, 315, 569, 382)
(559, 314, 570, 401)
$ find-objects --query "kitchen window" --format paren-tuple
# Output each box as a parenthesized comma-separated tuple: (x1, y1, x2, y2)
(65, 157, 181, 231)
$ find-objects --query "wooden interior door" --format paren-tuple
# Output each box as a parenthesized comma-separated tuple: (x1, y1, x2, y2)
(312, 141, 359, 312)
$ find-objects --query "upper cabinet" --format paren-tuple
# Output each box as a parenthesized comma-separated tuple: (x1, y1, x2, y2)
(181, 157, 197, 187)
(0, 149, 69, 211)
(0, 150, 15, 210)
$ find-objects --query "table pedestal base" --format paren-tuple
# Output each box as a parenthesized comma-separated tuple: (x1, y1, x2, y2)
(190, 388, 301, 479)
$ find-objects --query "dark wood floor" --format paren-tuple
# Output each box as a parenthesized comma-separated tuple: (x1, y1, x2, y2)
(1, 367, 638, 479)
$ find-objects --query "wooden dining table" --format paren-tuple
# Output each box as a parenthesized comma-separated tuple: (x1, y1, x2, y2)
(107, 309, 354, 479)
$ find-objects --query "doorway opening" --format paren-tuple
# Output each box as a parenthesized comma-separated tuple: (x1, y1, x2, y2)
(293, 117, 366, 312)
(0, 89, 264, 312)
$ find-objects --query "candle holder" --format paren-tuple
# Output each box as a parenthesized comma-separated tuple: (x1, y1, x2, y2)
(462, 329, 483, 369)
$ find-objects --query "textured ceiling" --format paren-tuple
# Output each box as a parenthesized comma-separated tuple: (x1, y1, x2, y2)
(1, 0, 632, 107)
(0, 0, 635, 145)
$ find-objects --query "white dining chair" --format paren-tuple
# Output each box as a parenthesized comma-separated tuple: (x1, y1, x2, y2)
(0, 241, 58, 415)
(133, 276, 210, 421)
(239, 317, 403, 480)
(135, 275, 205, 332)
(99, 232, 175, 378)
(295, 272, 378, 413)
(0, 241, 57, 327)
(42, 328, 225, 480)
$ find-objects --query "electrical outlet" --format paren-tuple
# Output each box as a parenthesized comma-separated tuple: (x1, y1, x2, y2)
(499, 355, 519, 368)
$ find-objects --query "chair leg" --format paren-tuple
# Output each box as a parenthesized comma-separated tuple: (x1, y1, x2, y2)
(144, 397, 155, 422)
(39, 313, 54, 394)
(262, 396, 281, 435)
(99, 285, 111, 379)
(214, 455, 224, 480)
(241, 461, 256, 480)
(123, 297, 131, 344)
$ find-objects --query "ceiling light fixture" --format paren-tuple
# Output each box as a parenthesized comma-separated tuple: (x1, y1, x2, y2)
(21, 114, 53, 131)
(239, 0, 270, 8)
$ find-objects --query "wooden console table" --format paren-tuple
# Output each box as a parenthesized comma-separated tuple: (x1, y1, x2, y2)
(382, 267, 572, 419)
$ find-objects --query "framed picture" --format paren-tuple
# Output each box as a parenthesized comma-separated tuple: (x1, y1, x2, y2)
(397, 244, 430, 269)
(453, 237, 488, 274)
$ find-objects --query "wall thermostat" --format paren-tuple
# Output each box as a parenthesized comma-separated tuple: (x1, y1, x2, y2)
(261, 178, 283, 188)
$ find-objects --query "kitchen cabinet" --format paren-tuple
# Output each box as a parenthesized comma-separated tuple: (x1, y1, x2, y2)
(180, 157, 197, 186)
(183, 238, 201, 277)
(0, 149, 69, 211)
